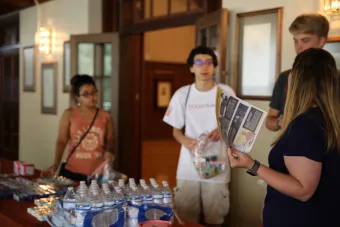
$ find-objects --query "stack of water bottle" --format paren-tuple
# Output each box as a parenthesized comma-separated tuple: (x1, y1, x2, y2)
(48, 178, 174, 227)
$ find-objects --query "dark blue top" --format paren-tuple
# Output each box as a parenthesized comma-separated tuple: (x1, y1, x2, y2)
(263, 107, 340, 227)
(269, 69, 290, 116)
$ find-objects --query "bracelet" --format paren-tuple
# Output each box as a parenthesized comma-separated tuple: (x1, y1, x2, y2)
(276, 117, 281, 130)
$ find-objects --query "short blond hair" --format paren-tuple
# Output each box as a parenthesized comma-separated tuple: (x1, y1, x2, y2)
(289, 13, 329, 38)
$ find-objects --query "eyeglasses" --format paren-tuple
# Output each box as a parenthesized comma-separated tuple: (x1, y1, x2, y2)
(194, 60, 213, 67)
(79, 90, 98, 98)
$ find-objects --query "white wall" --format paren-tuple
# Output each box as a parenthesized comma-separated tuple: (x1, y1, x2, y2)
(19, 0, 102, 169)
(222, 0, 337, 226)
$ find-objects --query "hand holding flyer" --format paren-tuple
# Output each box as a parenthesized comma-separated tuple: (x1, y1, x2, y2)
(216, 88, 267, 153)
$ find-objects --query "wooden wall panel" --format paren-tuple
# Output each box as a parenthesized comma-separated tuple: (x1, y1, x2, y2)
(141, 140, 181, 188)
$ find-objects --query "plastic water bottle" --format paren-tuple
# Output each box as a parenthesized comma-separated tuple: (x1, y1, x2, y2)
(161, 181, 173, 208)
(129, 178, 136, 186)
(75, 181, 91, 227)
(102, 183, 115, 207)
(102, 183, 116, 226)
(152, 184, 163, 205)
(114, 187, 126, 206)
(141, 185, 153, 204)
(89, 182, 104, 211)
(89, 180, 100, 194)
(118, 179, 127, 195)
(127, 186, 142, 227)
(63, 187, 76, 210)
(150, 178, 157, 187)
(139, 179, 146, 186)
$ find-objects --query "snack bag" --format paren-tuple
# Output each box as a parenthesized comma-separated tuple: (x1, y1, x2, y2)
(190, 132, 227, 179)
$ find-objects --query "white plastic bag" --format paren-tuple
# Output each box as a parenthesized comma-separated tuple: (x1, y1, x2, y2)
(89, 161, 127, 184)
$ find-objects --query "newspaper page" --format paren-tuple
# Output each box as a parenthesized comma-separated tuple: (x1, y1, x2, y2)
(216, 90, 267, 153)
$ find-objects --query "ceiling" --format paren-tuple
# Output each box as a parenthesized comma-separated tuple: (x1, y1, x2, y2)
(0, 0, 51, 17)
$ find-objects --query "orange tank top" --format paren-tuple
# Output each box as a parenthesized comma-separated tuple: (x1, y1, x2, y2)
(65, 107, 108, 175)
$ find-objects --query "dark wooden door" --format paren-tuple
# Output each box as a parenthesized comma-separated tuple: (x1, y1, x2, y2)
(0, 47, 19, 160)
(141, 61, 193, 140)
(140, 61, 193, 186)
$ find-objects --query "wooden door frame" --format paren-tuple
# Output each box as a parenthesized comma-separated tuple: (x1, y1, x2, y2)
(116, 0, 223, 179)
(196, 8, 228, 83)
(0, 45, 20, 160)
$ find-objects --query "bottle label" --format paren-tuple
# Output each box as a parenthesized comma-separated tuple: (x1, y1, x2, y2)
(75, 210, 88, 227)
(154, 198, 163, 204)
(63, 201, 75, 210)
(90, 202, 103, 211)
(163, 197, 172, 204)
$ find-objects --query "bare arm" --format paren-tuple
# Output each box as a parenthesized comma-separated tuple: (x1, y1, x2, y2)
(228, 148, 322, 202)
(256, 156, 321, 201)
(173, 127, 198, 151)
(265, 108, 282, 131)
(104, 112, 114, 162)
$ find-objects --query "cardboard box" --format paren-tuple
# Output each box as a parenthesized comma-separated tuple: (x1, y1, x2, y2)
(19, 162, 35, 176)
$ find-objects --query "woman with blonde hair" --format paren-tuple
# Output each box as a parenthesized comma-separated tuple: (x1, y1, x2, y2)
(228, 48, 340, 227)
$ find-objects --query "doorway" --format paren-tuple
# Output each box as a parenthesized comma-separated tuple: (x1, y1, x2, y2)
(0, 13, 20, 161)
(0, 47, 19, 161)
(141, 26, 196, 187)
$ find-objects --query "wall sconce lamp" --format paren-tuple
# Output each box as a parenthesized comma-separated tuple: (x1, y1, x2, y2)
(38, 27, 53, 55)
(324, 0, 340, 16)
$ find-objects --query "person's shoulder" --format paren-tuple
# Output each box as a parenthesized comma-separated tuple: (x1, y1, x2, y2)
(61, 107, 73, 121)
(174, 84, 193, 98)
(278, 69, 291, 80)
(289, 108, 324, 132)
(64, 107, 74, 116)
(218, 83, 236, 96)
(99, 108, 110, 116)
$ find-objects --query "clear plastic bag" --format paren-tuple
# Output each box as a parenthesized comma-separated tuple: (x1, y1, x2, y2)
(88, 161, 128, 184)
(190, 132, 227, 179)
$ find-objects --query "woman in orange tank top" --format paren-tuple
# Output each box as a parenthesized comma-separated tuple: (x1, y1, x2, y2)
(41, 75, 114, 181)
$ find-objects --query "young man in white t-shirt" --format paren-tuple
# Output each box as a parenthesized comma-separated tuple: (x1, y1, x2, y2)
(163, 46, 235, 227)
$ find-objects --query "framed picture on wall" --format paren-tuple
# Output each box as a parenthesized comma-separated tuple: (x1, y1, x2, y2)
(63, 41, 71, 92)
(23, 45, 36, 92)
(324, 37, 340, 68)
(234, 7, 283, 100)
(41, 62, 57, 114)
(154, 78, 173, 110)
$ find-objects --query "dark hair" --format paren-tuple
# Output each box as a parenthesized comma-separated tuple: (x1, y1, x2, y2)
(186, 46, 218, 67)
(70, 74, 96, 97)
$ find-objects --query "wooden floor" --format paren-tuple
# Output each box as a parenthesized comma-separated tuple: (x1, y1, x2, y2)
(141, 139, 181, 188)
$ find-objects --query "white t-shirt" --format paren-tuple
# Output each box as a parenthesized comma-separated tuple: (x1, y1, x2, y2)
(163, 83, 236, 183)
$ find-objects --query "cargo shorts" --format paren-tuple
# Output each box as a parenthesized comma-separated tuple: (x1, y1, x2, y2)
(174, 179, 230, 225)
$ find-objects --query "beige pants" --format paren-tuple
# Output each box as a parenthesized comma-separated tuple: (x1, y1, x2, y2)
(174, 179, 230, 225)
